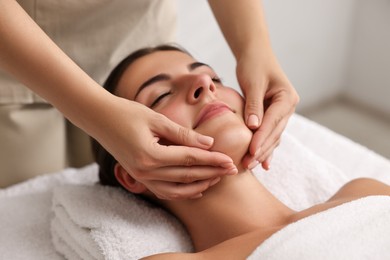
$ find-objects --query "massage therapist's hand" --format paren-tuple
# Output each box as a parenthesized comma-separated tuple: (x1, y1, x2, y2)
(208, 0, 299, 171)
(98, 98, 238, 200)
(0, 1, 236, 200)
(238, 47, 299, 170)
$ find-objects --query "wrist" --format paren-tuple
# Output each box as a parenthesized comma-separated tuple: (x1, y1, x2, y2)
(72, 87, 125, 140)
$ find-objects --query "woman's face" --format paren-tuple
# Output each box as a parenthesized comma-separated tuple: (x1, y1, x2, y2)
(115, 50, 252, 165)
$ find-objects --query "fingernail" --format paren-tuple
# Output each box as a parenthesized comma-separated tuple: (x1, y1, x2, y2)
(266, 155, 273, 166)
(221, 162, 234, 169)
(198, 135, 214, 146)
(191, 193, 203, 199)
(248, 160, 259, 170)
(226, 167, 238, 175)
(210, 177, 221, 186)
(247, 114, 259, 128)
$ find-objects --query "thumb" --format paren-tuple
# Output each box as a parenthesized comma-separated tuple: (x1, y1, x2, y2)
(244, 83, 265, 130)
(154, 114, 214, 149)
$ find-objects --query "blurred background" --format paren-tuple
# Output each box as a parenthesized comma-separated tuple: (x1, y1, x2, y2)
(176, 0, 390, 159)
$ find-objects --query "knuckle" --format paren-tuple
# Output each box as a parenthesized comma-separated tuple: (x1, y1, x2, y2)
(246, 98, 259, 112)
(178, 127, 191, 144)
(273, 114, 283, 128)
(291, 90, 300, 106)
(181, 170, 195, 184)
(293, 94, 300, 106)
(285, 87, 300, 108)
(183, 154, 196, 166)
(137, 153, 158, 171)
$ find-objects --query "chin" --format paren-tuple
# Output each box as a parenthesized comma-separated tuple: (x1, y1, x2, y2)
(197, 117, 253, 166)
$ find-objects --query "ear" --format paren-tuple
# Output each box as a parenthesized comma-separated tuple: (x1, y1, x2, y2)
(114, 163, 147, 194)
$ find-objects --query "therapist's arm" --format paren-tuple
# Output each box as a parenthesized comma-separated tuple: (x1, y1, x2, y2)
(208, 0, 299, 170)
(0, 0, 237, 199)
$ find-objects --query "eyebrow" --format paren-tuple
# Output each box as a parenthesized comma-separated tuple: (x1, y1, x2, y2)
(189, 62, 210, 71)
(134, 61, 211, 100)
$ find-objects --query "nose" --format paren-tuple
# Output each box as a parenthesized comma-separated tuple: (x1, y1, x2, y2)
(186, 74, 216, 103)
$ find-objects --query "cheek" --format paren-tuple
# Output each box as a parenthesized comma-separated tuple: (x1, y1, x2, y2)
(218, 89, 245, 116)
(157, 102, 192, 129)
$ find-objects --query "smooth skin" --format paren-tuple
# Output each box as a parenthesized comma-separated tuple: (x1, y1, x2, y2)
(0, 0, 298, 199)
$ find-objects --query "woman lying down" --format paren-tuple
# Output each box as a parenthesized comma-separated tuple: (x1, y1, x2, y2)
(91, 45, 390, 259)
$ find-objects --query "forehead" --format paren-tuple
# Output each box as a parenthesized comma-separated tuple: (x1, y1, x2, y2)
(116, 50, 196, 99)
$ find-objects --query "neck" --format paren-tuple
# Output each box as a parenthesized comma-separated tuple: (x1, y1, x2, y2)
(160, 169, 295, 251)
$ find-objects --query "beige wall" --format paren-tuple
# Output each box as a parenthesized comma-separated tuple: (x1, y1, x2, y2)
(344, 0, 390, 116)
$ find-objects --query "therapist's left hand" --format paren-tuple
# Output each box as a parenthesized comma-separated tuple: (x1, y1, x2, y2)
(238, 46, 299, 170)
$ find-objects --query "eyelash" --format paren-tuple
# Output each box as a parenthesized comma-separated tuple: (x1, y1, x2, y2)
(151, 91, 172, 108)
(212, 76, 222, 84)
(150, 76, 222, 108)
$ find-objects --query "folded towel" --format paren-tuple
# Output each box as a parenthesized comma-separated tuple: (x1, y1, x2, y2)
(51, 184, 193, 260)
(0, 165, 98, 260)
(249, 196, 390, 260)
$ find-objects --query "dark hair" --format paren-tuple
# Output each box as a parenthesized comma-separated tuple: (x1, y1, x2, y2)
(91, 44, 190, 188)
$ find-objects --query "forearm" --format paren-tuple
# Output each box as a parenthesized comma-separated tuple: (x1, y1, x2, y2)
(208, 0, 271, 60)
(0, 0, 112, 136)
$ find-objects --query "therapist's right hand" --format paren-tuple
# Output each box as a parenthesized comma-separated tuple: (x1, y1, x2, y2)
(0, 0, 236, 200)
(96, 98, 238, 200)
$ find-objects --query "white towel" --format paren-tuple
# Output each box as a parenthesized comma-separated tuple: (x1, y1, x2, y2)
(248, 196, 390, 260)
(0, 164, 98, 260)
(255, 132, 349, 211)
(51, 184, 193, 260)
(50, 132, 354, 259)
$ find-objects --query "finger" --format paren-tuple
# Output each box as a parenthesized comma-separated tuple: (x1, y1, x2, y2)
(248, 99, 294, 156)
(261, 153, 273, 171)
(246, 120, 284, 167)
(243, 83, 266, 130)
(151, 143, 235, 170)
(152, 114, 214, 150)
(244, 140, 278, 170)
(147, 177, 221, 201)
(255, 115, 288, 161)
(138, 165, 237, 183)
(242, 115, 286, 169)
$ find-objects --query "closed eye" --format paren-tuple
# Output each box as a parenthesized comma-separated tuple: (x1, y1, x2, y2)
(212, 76, 222, 84)
(151, 92, 171, 108)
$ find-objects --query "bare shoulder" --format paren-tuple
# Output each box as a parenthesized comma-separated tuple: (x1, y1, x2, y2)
(290, 178, 390, 223)
(329, 177, 390, 201)
(141, 252, 196, 260)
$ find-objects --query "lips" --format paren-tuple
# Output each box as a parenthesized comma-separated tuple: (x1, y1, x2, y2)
(194, 102, 233, 129)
